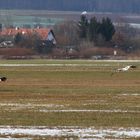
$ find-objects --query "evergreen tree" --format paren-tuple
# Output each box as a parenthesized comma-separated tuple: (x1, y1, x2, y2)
(78, 14, 89, 39)
(100, 17, 115, 41)
(88, 17, 100, 42)
(14, 33, 23, 44)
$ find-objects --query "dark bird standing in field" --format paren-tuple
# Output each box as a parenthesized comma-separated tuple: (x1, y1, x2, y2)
(0, 77, 7, 82)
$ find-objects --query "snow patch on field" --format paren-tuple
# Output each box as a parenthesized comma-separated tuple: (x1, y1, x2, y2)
(0, 103, 139, 113)
(121, 93, 140, 96)
(0, 103, 64, 110)
(39, 109, 140, 113)
(0, 126, 139, 139)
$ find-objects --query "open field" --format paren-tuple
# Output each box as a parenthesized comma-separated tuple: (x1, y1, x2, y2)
(0, 59, 139, 139)
(1, 10, 140, 28)
(0, 10, 63, 28)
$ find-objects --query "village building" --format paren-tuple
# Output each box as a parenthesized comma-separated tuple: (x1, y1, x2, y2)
(0, 27, 56, 48)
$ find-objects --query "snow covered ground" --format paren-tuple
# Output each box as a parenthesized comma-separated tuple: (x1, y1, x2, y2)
(0, 126, 139, 140)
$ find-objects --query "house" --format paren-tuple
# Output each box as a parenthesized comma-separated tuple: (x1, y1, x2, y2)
(34, 28, 56, 45)
(0, 27, 56, 45)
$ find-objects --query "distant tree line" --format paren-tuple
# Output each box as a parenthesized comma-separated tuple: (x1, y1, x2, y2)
(0, 0, 140, 14)
(0, 13, 140, 58)
(53, 15, 140, 58)
(53, 16, 116, 58)
(78, 15, 115, 43)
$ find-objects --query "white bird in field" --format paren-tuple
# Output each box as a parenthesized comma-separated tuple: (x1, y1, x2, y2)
(117, 65, 136, 72)
(111, 65, 137, 76)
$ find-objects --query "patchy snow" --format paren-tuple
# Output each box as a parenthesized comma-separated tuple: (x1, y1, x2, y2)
(0, 103, 64, 111)
(121, 93, 140, 96)
(0, 103, 64, 108)
(0, 60, 140, 67)
(39, 109, 140, 113)
(1, 103, 139, 113)
(0, 126, 139, 139)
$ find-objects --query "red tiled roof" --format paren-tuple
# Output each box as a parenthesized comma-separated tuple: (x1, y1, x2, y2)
(34, 28, 51, 40)
(0, 28, 51, 40)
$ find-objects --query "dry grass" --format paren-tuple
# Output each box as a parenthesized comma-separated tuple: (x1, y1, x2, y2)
(0, 60, 139, 128)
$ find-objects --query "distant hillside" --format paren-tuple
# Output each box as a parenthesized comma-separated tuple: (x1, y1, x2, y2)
(0, 0, 140, 14)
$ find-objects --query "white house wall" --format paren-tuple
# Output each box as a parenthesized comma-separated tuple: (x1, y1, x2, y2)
(47, 32, 56, 44)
